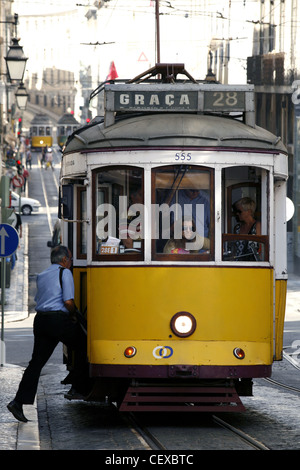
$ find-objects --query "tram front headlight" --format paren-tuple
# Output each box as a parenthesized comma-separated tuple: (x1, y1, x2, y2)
(170, 312, 196, 338)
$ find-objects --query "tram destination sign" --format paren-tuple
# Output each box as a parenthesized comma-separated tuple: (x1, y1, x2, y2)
(114, 89, 198, 111)
(104, 84, 254, 126)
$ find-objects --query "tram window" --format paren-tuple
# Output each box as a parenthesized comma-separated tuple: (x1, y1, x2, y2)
(38, 126, 44, 136)
(77, 187, 87, 258)
(222, 167, 269, 262)
(59, 126, 65, 136)
(46, 127, 51, 136)
(31, 127, 37, 136)
(93, 167, 143, 260)
(152, 165, 214, 260)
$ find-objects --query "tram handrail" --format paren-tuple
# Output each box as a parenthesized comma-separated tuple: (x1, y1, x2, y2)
(222, 233, 269, 262)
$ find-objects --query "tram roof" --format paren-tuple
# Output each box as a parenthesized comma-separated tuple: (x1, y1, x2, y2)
(57, 112, 80, 126)
(30, 113, 52, 125)
(64, 112, 286, 154)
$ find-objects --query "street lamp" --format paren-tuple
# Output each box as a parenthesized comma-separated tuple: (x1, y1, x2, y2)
(15, 82, 28, 109)
(4, 37, 28, 82)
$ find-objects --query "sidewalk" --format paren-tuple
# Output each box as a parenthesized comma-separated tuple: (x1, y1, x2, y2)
(0, 222, 40, 450)
(0, 225, 300, 450)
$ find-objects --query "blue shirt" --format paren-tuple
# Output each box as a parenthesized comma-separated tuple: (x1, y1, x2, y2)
(34, 264, 74, 313)
(170, 190, 210, 238)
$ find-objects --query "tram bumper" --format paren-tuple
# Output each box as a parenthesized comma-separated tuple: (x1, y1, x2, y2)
(90, 363, 271, 380)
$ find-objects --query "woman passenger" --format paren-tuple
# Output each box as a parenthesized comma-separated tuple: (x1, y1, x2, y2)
(233, 197, 261, 260)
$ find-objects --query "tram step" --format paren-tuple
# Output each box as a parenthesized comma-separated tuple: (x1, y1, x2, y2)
(119, 385, 245, 412)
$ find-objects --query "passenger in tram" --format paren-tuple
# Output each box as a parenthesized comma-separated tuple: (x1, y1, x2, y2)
(232, 197, 261, 261)
(169, 188, 210, 238)
(163, 217, 210, 254)
(7, 245, 90, 423)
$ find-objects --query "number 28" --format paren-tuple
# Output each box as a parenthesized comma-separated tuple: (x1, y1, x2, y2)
(175, 152, 191, 161)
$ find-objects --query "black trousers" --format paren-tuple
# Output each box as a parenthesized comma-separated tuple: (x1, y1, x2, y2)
(15, 311, 88, 405)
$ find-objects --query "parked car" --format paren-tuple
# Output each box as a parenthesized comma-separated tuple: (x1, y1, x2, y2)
(10, 191, 41, 215)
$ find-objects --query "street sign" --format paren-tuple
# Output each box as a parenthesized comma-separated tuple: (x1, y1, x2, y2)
(12, 175, 24, 188)
(0, 224, 19, 257)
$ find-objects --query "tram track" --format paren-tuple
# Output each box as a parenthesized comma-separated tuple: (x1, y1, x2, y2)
(123, 413, 167, 450)
(37, 147, 60, 235)
(124, 411, 270, 450)
(212, 415, 270, 450)
(115, 350, 300, 451)
(261, 351, 300, 394)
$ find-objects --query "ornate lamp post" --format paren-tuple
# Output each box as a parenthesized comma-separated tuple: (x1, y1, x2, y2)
(4, 37, 28, 82)
(15, 82, 28, 110)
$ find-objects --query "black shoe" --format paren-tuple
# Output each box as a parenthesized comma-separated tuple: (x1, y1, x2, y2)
(64, 386, 86, 400)
(7, 400, 28, 423)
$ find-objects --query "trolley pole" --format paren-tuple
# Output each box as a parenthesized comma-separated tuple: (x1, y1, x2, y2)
(155, 0, 160, 63)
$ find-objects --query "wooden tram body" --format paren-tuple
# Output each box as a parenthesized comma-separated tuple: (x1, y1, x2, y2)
(60, 65, 288, 412)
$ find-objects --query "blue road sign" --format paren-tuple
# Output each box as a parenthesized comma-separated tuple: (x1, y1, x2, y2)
(0, 224, 19, 257)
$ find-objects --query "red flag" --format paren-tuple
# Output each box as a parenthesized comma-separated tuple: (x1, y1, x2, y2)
(106, 61, 118, 80)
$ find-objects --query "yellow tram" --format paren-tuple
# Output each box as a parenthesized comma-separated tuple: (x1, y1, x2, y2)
(60, 64, 289, 412)
(30, 113, 53, 150)
(57, 112, 79, 149)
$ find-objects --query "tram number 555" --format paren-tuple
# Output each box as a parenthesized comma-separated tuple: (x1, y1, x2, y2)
(175, 152, 191, 161)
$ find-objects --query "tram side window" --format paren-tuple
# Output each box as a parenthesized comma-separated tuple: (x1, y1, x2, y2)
(31, 127, 37, 137)
(93, 167, 143, 259)
(77, 187, 87, 258)
(222, 166, 269, 262)
(152, 165, 214, 260)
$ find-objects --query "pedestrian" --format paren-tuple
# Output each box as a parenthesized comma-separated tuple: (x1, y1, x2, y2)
(9, 209, 22, 270)
(7, 245, 89, 423)
(41, 146, 47, 168)
(22, 166, 29, 192)
(45, 147, 54, 170)
(47, 219, 62, 248)
(26, 148, 32, 169)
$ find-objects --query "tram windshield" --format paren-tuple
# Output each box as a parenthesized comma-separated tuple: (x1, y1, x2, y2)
(93, 167, 144, 259)
(90, 164, 269, 262)
(222, 166, 269, 262)
(152, 165, 213, 260)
